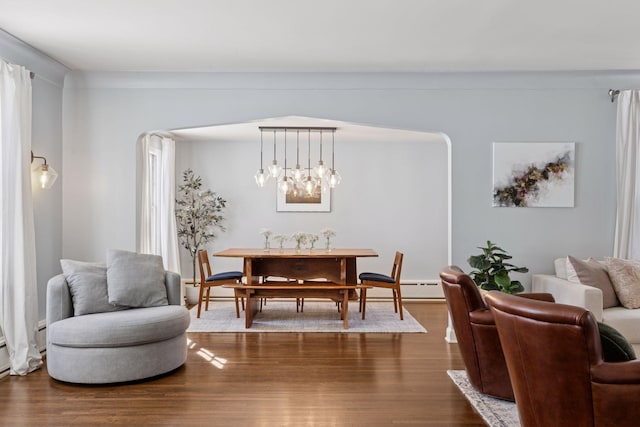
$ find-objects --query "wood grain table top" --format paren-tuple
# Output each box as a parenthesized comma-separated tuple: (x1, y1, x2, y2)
(213, 248, 378, 258)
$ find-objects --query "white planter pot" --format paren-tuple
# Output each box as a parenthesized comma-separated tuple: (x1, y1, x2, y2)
(185, 284, 201, 305)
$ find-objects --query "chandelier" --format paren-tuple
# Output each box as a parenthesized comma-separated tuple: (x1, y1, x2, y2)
(254, 126, 341, 196)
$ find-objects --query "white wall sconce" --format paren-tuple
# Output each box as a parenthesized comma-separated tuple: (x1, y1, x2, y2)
(31, 151, 58, 189)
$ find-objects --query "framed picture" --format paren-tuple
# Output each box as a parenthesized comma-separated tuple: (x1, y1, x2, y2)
(493, 142, 575, 207)
(276, 187, 331, 212)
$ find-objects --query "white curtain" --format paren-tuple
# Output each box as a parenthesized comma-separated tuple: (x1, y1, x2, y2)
(137, 133, 181, 274)
(0, 60, 42, 375)
(614, 90, 640, 259)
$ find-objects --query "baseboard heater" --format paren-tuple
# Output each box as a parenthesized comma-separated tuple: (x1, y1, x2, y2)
(366, 279, 443, 299)
(0, 320, 47, 379)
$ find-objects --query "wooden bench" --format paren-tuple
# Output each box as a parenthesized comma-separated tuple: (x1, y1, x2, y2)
(224, 283, 371, 329)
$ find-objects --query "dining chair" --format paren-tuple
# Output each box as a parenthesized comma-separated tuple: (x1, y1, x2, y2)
(359, 251, 404, 320)
(197, 249, 244, 318)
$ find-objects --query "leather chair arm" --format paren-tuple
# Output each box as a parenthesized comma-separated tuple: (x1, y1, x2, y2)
(518, 292, 555, 303)
(469, 308, 495, 325)
(591, 360, 640, 384)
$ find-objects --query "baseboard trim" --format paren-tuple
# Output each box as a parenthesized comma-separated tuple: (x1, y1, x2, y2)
(0, 320, 47, 379)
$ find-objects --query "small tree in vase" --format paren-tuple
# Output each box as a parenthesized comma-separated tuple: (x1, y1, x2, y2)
(175, 169, 227, 286)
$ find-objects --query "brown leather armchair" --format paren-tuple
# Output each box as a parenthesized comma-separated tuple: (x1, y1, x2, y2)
(440, 266, 554, 401)
(486, 291, 640, 427)
(440, 266, 515, 401)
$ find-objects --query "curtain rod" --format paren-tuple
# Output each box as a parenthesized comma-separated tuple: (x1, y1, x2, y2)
(0, 56, 35, 79)
(609, 89, 620, 103)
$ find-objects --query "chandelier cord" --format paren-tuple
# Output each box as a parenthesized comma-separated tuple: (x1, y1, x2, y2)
(260, 129, 264, 169)
(307, 130, 311, 172)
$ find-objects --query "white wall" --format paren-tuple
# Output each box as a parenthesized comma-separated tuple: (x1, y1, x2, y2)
(175, 134, 449, 284)
(62, 71, 640, 291)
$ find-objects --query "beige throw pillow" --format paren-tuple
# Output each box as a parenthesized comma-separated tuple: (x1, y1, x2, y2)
(566, 256, 619, 309)
(604, 257, 640, 309)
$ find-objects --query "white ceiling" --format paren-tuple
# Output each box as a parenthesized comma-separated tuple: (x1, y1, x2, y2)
(1, 0, 640, 72)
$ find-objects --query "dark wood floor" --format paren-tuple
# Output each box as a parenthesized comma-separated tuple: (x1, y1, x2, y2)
(0, 301, 483, 426)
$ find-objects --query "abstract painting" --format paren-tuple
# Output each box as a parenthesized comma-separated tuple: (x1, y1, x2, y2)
(493, 142, 575, 207)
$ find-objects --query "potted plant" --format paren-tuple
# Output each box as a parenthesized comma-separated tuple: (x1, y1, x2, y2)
(467, 240, 528, 294)
(175, 169, 227, 303)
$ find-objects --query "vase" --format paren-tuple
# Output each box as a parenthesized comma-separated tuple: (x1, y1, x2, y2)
(263, 239, 270, 252)
(185, 284, 201, 305)
(325, 237, 332, 252)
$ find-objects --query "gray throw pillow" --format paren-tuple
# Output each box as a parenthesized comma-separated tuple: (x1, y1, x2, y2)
(60, 259, 127, 316)
(106, 249, 168, 307)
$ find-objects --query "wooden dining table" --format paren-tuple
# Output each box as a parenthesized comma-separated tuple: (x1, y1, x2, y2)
(213, 248, 378, 328)
(213, 248, 378, 284)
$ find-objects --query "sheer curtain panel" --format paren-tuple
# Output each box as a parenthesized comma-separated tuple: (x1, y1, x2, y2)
(614, 90, 640, 259)
(0, 59, 42, 375)
(137, 134, 181, 274)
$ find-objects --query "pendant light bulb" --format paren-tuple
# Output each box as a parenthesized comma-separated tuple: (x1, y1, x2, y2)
(329, 169, 341, 188)
(305, 177, 315, 195)
(279, 176, 293, 194)
(315, 160, 327, 179)
(315, 130, 327, 178)
(269, 160, 282, 178)
(269, 130, 282, 177)
(255, 130, 268, 187)
(254, 169, 268, 187)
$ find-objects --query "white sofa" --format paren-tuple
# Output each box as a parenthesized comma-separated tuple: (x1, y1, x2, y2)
(532, 258, 640, 353)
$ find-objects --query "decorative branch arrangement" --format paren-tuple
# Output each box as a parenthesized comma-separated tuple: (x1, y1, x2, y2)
(260, 228, 335, 251)
(175, 169, 227, 285)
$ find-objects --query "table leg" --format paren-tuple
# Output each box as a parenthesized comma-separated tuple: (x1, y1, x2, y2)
(360, 288, 367, 320)
(244, 258, 253, 285)
(342, 289, 349, 329)
(340, 258, 347, 284)
(245, 290, 259, 328)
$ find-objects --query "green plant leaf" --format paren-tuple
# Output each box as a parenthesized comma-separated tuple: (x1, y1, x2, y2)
(467, 240, 527, 294)
(481, 282, 499, 291)
(494, 270, 511, 287)
(509, 281, 525, 294)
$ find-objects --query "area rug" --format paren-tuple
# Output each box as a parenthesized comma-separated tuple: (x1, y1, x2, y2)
(447, 370, 520, 427)
(187, 300, 427, 333)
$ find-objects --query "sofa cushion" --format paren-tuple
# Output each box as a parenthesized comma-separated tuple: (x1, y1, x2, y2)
(106, 249, 168, 308)
(604, 257, 640, 309)
(60, 259, 127, 316)
(554, 257, 568, 279)
(48, 305, 190, 348)
(567, 256, 619, 309)
(598, 321, 636, 362)
(602, 307, 640, 344)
